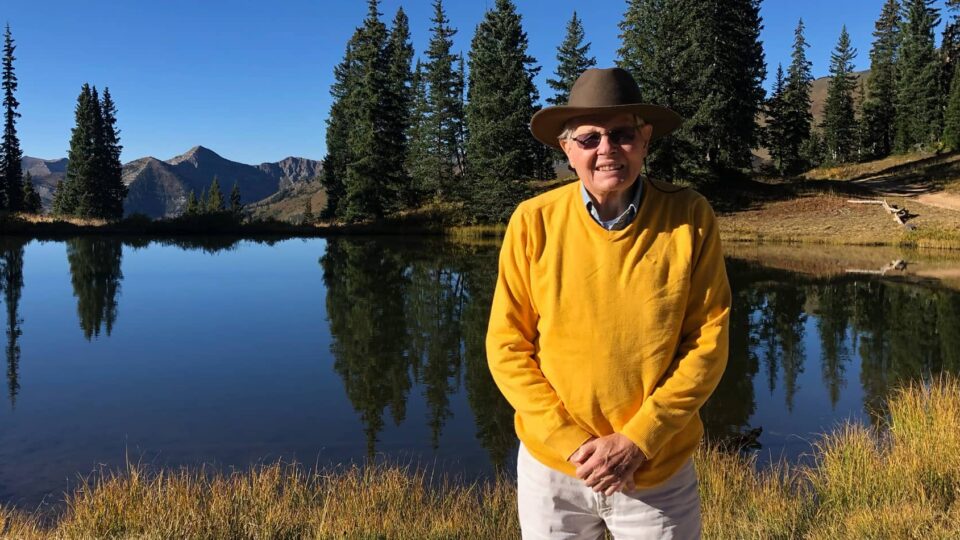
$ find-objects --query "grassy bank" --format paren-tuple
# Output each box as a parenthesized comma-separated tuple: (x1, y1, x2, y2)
(3, 379, 959, 539)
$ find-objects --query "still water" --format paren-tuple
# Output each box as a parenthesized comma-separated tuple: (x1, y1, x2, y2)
(1, 236, 959, 509)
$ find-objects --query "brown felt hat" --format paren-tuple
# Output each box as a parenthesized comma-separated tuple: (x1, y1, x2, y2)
(530, 67, 683, 149)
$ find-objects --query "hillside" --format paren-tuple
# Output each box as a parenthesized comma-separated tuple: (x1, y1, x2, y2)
(22, 148, 321, 218)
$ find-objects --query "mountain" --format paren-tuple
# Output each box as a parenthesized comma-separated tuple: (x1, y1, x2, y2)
(22, 147, 321, 218)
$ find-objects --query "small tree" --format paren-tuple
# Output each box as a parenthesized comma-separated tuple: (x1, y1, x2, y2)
(185, 190, 199, 216)
(303, 197, 314, 224)
(21, 172, 40, 213)
(206, 176, 224, 213)
(229, 181, 242, 216)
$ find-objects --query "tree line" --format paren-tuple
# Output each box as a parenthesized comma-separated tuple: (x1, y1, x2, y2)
(321, 0, 960, 224)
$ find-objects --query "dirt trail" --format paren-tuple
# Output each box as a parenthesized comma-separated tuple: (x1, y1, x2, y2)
(915, 191, 960, 212)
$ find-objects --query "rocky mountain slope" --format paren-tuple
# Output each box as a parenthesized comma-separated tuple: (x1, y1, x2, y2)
(22, 147, 321, 218)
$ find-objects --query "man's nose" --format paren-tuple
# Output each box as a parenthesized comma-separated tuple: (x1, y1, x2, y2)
(597, 133, 617, 154)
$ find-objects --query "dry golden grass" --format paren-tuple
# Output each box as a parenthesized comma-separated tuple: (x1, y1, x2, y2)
(3, 379, 959, 539)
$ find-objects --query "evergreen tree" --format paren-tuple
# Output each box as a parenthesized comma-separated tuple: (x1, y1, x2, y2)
(942, 0, 960, 105)
(547, 12, 596, 106)
(320, 38, 358, 220)
(206, 176, 224, 213)
(944, 63, 960, 149)
(185, 190, 199, 216)
(895, 0, 942, 151)
(381, 7, 414, 212)
(782, 19, 814, 174)
(229, 181, 242, 215)
(619, 0, 702, 180)
(342, 0, 390, 222)
(764, 64, 789, 174)
(59, 84, 102, 217)
(801, 127, 827, 169)
(303, 197, 314, 224)
(822, 26, 859, 164)
(21, 172, 39, 213)
(464, 0, 541, 222)
(406, 61, 433, 200)
(689, 0, 766, 172)
(98, 88, 126, 219)
(863, 0, 901, 159)
(1, 24, 23, 211)
(547, 11, 596, 168)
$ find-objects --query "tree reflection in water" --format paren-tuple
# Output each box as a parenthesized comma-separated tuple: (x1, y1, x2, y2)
(0, 238, 26, 408)
(66, 238, 123, 340)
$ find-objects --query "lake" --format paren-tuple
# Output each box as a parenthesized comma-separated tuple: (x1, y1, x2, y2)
(1, 236, 959, 510)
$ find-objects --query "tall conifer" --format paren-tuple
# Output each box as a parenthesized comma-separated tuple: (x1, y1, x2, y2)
(382, 7, 414, 211)
(895, 0, 942, 151)
(782, 19, 813, 174)
(765, 64, 789, 174)
(342, 0, 390, 222)
(1, 25, 23, 211)
(863, 0, 901, 158)
(57, 84, 101, 217)
(547, 12, 596, 107)
(406, 61, 433, 199)
(823, 27, 859, 163)
(99, 88, 126, 219)
(619, 0, 701, 180)
(320, 39, 358, 220)
(464, 0, 541, 222)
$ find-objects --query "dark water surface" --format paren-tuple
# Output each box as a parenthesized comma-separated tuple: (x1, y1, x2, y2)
(1, 236, 959, 509)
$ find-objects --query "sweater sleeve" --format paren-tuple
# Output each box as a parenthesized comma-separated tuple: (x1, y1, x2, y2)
(486, 208, 594, 461)
(620, 196, 732, 459)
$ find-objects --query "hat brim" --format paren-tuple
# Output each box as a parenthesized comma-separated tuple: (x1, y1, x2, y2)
(530, 104, 683, 149)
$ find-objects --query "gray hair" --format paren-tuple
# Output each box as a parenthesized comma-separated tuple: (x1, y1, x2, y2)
(558, 114, 647, 141)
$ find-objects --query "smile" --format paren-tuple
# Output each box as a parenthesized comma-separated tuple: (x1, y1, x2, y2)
(596, 164, 623, 172)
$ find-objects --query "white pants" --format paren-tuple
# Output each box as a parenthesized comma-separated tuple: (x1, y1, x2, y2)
(517, 444, 701, 540)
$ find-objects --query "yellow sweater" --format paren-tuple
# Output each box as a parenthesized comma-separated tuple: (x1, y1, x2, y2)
(486, 177, 731, 488)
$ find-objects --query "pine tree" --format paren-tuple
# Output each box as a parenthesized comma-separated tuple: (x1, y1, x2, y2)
(464, 0, 541, 222)
(944, 63, 960, 149)
(823, 26, 859, 163)
(303, 197, 314, 224)
(59, 84, 101, 217)
(98, 88, 126, 219)
(862, 0, 901, 159)
(206, 176, 224, 213)
(342, 0, 390, 222)
(405, 61, 433, 200)
(229, 181, 242, 215)
(689, 0, 767, 172)
(942, 1, 960, 105)
(413, 0, 466, 201)
(185, 190, 199, 216)
(320, 38, 358, 220)
(619, 0, 701, 180)
(547, 12, 596, 107)
(782, 19, 814, 174)
(547, 11, 596, 168)
(381, 7, 414, 212)
(765, 64, 789, 174)
(1, 24, 23, 211)
(895, 0, 942, 151)
(21, 172, 39, 213)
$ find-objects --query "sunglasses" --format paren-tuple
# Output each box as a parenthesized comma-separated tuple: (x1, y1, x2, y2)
(570, 127, 638, 150)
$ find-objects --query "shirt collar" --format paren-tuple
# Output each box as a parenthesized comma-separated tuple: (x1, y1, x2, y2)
(579, 176, 644, 230)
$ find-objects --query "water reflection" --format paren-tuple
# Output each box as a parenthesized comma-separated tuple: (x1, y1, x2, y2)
(67, 238, 123, 340)
(1, 238, 26, 407)
(3, 237, 960, 472)
(320, 238, 516, 468)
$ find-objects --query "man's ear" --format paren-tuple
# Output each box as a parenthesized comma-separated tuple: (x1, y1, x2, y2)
(639, 124, 654, 148)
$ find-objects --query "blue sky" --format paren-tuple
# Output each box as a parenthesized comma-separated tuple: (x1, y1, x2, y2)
(3, 0, 952, 164)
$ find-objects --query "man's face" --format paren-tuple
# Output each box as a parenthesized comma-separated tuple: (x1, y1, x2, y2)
(559, 113, 653, 201)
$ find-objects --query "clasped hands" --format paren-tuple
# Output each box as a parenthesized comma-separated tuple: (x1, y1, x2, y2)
(568, 433, 647, 496)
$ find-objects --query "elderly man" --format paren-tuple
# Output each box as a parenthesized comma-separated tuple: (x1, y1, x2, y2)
(486, 67, 730, 539)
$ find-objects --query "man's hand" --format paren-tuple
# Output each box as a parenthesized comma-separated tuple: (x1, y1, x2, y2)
(568, 433, 646, 495)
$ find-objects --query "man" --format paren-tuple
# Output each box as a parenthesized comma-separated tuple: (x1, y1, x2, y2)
(486, 67, 730, 539)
